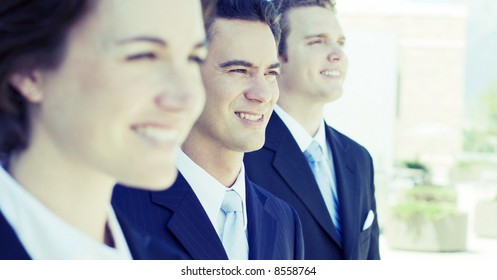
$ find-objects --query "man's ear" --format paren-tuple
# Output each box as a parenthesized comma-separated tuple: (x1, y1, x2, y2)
(8, 70, 44, 103)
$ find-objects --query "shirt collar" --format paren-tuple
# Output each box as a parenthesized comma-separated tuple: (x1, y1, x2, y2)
(0, 167, 132, 259)
(274, 105, 329, 158)
(176, 149, 248, 231)
(314, 121, 330, 160)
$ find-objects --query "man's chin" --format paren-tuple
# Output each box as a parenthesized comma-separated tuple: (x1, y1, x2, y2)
(323, 89, 343, 103)
(242, 139, 265, 153)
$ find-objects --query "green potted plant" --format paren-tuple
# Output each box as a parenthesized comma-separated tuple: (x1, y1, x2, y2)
(399, 160, 431, 186)
(385, 185, 468, 252)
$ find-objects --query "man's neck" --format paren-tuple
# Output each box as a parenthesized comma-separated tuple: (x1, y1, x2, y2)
(277, 97, 324, 137)
(182, 136, 243, 188)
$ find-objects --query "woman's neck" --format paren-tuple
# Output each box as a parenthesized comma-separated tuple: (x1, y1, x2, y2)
(9, 144, 115, 244)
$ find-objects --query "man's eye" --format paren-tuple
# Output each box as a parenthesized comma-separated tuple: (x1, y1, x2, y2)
(126, 53, 157, 61)
(265, 70, 280, 77)
(308, 39, 324, 45)
(229, 69, 248, 74)
(264, 70, 279, 81)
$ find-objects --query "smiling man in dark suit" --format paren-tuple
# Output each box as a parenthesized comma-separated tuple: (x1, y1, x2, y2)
(244, 0, 380, 260)
(112, 0, 303, 260)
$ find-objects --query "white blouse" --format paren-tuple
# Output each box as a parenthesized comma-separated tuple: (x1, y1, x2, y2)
(0, 167, 132, 259)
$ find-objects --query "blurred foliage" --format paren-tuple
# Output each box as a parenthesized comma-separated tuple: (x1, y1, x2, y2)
(465, 80, 497, 153)
(403, 185, 457, 203)
(455, 158, 497, 169)
(402, 160, 429, 172)
(399, 160, 431, 185)
(464, 130, 497, 153)
(391, 201, 458, 220)
(452, 158, 497, 184)
(481, 81, 497, 130)
(391, 185, 459, 220)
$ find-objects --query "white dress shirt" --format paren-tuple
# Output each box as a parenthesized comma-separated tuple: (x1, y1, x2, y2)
(274, 105, 328, 153)
(274, 105, 339, 205)
(176, 149, 248, 237)
(0, 167, 132, 260)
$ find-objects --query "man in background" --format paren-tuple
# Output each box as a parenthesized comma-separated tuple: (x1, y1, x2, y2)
(113, 0, 303, 260)
(245, 0, 380, 259)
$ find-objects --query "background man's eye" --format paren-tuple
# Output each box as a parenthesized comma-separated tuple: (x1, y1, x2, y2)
(308, 39, 323, 45)
(126, 53, 157, 61)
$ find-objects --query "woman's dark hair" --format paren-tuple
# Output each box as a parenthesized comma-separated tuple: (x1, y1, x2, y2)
(0, 0, 93, 157)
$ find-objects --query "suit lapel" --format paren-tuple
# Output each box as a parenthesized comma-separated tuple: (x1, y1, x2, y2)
(0, 210, 30, 260)
(266, 114, 342, 247)
(116, 210, 187, 260)
(326, 126, 360, 259)
(246, 178, 278, 260)
(150, 174, 228, 260)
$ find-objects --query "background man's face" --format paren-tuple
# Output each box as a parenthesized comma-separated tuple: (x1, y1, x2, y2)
(279, 6, 348, 104)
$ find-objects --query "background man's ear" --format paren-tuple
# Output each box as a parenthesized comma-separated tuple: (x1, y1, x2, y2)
(8, 71, 44, 103)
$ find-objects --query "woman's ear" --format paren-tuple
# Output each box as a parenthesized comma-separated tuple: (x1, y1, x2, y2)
(8, 70, 44, 103)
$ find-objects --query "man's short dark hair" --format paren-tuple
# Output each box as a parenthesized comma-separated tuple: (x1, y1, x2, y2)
(276, 0, 336, 60)
(202, 0, 281, 46)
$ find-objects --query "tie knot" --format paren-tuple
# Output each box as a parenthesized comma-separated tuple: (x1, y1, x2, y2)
(221, 190, 243, 214)
(304, 141, 324, 163)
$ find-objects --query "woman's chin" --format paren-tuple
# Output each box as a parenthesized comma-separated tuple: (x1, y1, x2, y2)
(117, 165, 178, 191)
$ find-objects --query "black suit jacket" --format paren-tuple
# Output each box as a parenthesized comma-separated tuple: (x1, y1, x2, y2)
(244, 113, 380, 259)
(112, 173, 304, 260)
(0, 209, 187, 260)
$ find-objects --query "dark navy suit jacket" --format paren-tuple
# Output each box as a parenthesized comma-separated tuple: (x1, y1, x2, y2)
(0, 209, 187, 260)
(244, 113, 380, 260)
(112, 173, 304, 260)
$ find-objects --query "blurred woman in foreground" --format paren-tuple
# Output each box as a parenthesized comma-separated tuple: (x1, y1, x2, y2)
(0, 0, 206, 259)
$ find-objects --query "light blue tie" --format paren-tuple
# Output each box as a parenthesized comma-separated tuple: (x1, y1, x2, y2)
(304, 140, 342, 241)
(221, 190, 248, 260)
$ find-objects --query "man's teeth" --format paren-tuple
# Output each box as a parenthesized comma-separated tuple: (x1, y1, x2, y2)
(238, 113, 263, 121)
(135, 126, 176, 142)
(321, 70, 341, 77)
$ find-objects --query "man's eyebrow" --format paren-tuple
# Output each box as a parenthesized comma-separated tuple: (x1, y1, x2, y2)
(219, 60, 254, 68)
(267, 62, 280, 69)
(304, 34, 347, 42)
(116, 36, 167, 46)
(304, 33, 327, 40)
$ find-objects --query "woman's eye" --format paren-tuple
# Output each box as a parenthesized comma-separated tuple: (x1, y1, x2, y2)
(189, 55, 205, 65)
(126, 53, 157, 61)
